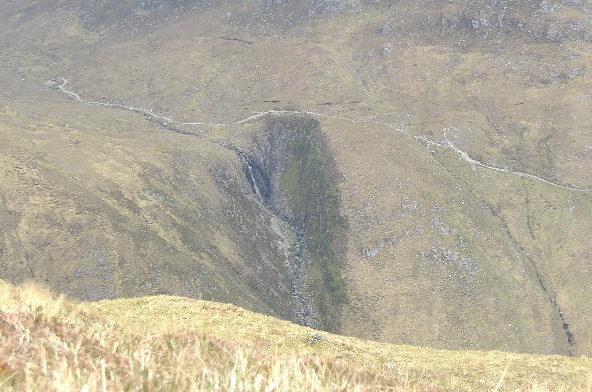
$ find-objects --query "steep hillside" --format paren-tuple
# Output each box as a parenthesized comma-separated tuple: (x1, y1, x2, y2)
(1, 0, 591, 356)
(0, 68, 298, 320)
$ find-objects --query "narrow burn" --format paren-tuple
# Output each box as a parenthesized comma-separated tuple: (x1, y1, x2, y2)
(237, 150, 271, 201)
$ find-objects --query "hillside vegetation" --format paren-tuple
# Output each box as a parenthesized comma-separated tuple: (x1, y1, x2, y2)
(1, 0, 591, 356)
(1, 281, 591, 391)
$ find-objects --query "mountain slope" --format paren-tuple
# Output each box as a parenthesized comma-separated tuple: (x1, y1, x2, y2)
(1, 0, 591, 355)
(0, 68, 296, 319)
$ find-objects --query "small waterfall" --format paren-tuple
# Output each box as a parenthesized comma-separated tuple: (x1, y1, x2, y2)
(237, 149, 315, 327)
(237, 151, 262, 199)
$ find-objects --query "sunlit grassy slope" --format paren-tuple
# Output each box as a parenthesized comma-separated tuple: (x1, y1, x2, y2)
(1, 281, 591, 392)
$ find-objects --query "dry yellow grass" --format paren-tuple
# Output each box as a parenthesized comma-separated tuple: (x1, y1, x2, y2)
(1, 280, 590, 391)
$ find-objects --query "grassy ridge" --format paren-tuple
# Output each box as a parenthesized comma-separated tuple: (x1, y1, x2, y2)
(1, 281, 591, 391)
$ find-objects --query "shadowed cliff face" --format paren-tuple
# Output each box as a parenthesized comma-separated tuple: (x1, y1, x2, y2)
(238, 115, 348, 332)
(1, 0, 592, 356)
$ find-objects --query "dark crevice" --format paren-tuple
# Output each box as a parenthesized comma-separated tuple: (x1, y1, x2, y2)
(487, 203, 576, 356)
(219, 35, 254, 45)
(236, 147, 313, 327)
(237, 115, 348, 332)
(218, 145, 319, 327)
(237, 150, 271, 200)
